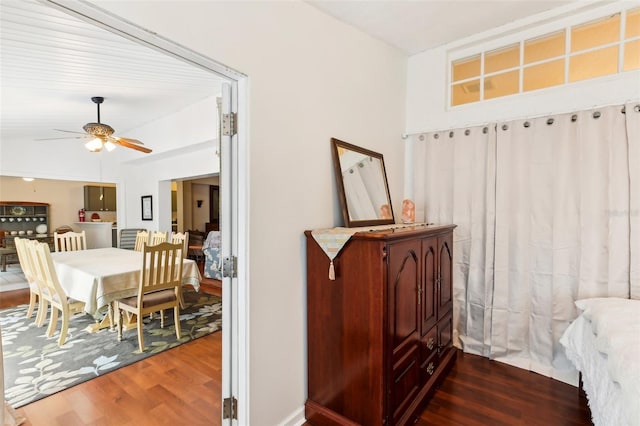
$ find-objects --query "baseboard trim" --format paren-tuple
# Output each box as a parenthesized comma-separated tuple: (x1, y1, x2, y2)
(304, 400, 360, 426)
(279, 405, 306, 426)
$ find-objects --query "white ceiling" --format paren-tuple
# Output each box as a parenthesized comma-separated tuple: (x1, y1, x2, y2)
(0, 0, 224, 153)
(1, 0, 592, 155)
(308, 0, 579, 54)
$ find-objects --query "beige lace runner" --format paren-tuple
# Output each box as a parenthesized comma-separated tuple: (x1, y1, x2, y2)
(311, 223, 429, 280)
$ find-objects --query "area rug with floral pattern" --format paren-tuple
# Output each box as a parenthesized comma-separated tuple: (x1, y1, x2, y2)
(0, 290, 221, 408)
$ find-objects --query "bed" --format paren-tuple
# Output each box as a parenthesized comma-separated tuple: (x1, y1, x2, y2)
(560, 298, 640, 426)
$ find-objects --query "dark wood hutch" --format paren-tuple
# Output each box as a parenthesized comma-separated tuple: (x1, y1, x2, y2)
(305, 224, 456, 425)
(0, 201, 52, 271)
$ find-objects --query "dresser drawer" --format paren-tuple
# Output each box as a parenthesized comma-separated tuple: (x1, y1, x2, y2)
(391, 344, 421, 423)
(420, 351, 439, 383)
(420, 325, 438, 362)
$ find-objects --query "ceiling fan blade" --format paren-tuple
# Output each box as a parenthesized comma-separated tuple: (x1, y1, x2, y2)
(113, 136, 144, 145)
(112, 137, 152, 153)
(35, 135, 90, 141)
(53, 129, 86, 134)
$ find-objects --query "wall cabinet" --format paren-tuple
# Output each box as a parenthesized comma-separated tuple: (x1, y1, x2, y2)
(305, 224, 456, 426)
(84, 186, 116, 211)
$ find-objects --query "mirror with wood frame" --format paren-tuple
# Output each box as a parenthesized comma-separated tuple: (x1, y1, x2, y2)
(331, 138, 394, 227)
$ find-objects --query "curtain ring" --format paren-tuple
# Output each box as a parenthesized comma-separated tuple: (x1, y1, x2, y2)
(593, 111, 601, 119)
(502, 124, 508, 131)
(434, 133, 439, 139)
(449, 131, 454, 138)
(483, 127, 488, 134)
(571, 114, 578, 122)
(523, 121, 530, 128)
(635, 105, 640, 113)
(546, 118, 554, 125)
(418, 134, 425, 141)
(465, 129, 470, 136)
(349, 169, 354, 174)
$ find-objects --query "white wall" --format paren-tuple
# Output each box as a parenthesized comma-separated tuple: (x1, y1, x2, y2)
(191, 183, 211, 232)
(91, 1, 407, 424)
(117, 142, 220, 232)
(406, 2, 640, 134)
(0, 140, 124, 184)
(124, 96, 219, 152)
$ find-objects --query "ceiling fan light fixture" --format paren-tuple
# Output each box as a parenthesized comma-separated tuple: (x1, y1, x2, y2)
(85, 138, 103, 152)
(83, 122, 114, 137)
(104, 140, 117, 152)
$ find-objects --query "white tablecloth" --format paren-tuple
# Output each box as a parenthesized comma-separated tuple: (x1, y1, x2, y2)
(51, 247, 201, 317)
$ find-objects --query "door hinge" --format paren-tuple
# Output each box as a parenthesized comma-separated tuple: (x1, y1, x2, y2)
(222, 112, 237, 136)
(222, 255, 237, 278)
(222, 396, 238, 419)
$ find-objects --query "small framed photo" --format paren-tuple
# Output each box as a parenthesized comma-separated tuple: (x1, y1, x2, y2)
(141, 195, 153, 221)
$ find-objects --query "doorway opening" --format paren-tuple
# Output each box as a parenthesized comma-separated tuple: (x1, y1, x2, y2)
(35, 2, 247, 425)
(171, 176, 220, 234)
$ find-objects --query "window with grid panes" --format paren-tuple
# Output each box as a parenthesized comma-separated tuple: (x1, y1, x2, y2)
(450, 8, 640, 107)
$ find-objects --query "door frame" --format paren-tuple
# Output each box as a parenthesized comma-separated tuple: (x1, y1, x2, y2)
(41, 1, 249, 424)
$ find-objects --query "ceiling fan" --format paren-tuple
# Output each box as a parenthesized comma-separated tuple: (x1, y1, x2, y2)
(37, 97, 152, 153)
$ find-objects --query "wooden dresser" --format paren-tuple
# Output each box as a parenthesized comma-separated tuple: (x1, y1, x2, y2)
(305, 224, 456, 426)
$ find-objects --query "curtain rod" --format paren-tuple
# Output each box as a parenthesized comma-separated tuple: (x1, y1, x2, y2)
(401, 99, 640, 140)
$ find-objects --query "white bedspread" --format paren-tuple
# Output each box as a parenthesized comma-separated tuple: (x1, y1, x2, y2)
(560, 298, 640, 426)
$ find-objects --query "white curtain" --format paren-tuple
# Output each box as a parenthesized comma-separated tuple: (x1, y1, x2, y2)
(410, 125, 496, 357)
(627, 103, 640, 299)
(407, 102, 640, 383)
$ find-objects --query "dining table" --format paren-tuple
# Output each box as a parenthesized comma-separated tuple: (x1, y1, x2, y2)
(51, 247, 201, 332)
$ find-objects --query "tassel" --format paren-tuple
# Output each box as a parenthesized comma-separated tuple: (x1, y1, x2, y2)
(329, 260, 335, 281)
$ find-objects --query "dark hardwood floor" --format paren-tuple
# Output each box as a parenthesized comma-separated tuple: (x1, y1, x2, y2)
(303, 352, 592, 426)
(2, 269, 591, 426)
(415, 352, 592, 426)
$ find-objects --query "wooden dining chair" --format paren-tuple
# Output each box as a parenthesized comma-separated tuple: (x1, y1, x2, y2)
(14, 237, 47, 326)
(170, 231, 189, 259)
(144, 230, 168, 319)
(114, 242, 184, 352)
(28, 240, 86, 346)
(149, 231, 168, 246)
(134, 230, 150, 251)
(53, 230, 87, 252)
(170, 231, 190, 307)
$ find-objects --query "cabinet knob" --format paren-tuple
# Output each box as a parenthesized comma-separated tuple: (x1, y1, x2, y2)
(426, 362, 435, 375)
(426, 337, 435, 350)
